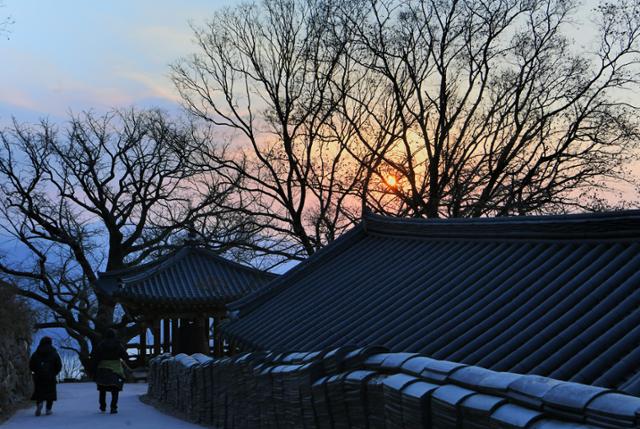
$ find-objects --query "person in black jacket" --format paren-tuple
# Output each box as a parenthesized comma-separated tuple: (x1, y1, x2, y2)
(29, 336, 62, 416)
(90, 329, 129, 414)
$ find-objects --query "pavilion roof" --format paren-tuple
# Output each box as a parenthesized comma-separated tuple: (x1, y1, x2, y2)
(97, 246, 277, 312)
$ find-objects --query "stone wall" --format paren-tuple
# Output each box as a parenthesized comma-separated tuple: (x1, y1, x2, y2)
(0, 288, 33, 418)
(148, 347, 640, 428)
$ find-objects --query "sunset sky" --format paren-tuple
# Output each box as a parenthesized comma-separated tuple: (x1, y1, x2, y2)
(0, 0, 634, 201)
(0, 0, 228, 124)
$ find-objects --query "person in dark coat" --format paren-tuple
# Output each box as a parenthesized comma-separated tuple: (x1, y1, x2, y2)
(90, 328, 129, 414)
(29, 336, 62, 416)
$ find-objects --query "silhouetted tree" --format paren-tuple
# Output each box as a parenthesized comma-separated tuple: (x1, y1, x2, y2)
(0, 109, 259, 368)
(341, 0, 640, 217)
(172, 0, 365, 261)
(176, 0, 640, 251)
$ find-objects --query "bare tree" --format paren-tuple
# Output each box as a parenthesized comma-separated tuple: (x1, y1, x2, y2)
(172, 0, 366, 261)
(0, 109, 258, 368)
(340, 0, 640, 217)
(174, 0, 640, 265)
(56, 336, 86, 381)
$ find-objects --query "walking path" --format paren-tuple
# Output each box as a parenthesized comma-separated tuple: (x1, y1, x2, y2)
(1, 382, 205, 429)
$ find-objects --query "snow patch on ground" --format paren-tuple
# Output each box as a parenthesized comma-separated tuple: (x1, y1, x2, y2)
(1, 382, 205, 429)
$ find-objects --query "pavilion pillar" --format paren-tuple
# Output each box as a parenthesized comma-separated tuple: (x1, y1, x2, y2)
(203, 316, 211, 355)
(152, 319, 161, 356)
(213, 314, 222, 358)
(163, 318, 171, 353)
(172, 318, 180, 355)
(139, 323, 147, 365)
(200, 317, 208, 354)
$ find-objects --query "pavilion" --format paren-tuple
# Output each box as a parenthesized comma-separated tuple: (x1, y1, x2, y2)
(97, 245, 276, 364)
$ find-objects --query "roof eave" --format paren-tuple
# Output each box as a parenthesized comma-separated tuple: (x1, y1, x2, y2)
(226, 222, 368, 316)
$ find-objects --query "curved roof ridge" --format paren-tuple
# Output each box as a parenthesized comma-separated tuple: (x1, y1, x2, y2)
(362, 210, 640, 241)
(120, 246, 192, 284)
(100, 246, 276, 286)
(97, 247, 181, 279)
(190, 247, 279, 279)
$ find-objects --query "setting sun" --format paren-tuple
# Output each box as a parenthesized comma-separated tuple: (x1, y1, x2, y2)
(385, 175, 397, 187)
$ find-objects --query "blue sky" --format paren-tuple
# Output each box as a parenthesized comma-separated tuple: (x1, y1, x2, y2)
(0, 0, 229, 124)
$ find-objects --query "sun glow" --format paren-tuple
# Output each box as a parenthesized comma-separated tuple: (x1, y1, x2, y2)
(385, 175, 397, 187)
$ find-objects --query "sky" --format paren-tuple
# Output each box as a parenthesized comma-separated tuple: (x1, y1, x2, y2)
(0, 0, 230, 124)
(0, 0, 612, 124)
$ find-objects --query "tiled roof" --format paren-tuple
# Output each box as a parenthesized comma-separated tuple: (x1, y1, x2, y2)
(222, 211, 640, 395)
(99, 246, 277, 311)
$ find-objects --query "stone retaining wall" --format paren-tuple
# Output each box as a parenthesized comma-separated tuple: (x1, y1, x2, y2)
(0, 288, 33, 418)
(148, 347, 640, 428)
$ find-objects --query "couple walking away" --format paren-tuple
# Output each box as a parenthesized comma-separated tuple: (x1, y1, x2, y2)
(29, 329, 128, 416)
